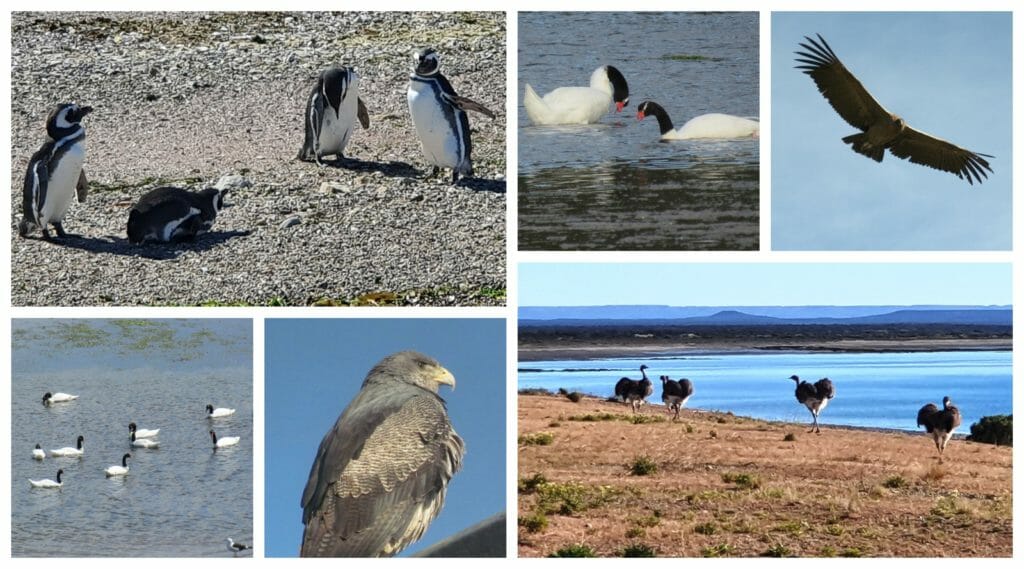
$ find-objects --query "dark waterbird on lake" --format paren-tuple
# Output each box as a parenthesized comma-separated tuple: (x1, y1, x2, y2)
(917, 396, 962, 462)
(660, 375, 694, 421)
(614, 364, 652, 413)
(790, 375, 835, 433)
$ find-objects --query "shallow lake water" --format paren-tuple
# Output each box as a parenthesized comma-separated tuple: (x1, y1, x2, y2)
(519, 350, 1011, 431)
(11, 319, 253, 557)
(518, 12, 760, 251)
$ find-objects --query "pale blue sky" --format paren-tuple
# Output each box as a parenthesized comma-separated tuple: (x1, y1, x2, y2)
(519, 263, 1011, 306)
(772, 12, 1011, 250)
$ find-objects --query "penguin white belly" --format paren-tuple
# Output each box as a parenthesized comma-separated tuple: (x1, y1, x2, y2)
(40, 142, 85, 225)
(162, 207, 201, 241)
(319, 92, 357, 156)
(408, 83, 461, 169)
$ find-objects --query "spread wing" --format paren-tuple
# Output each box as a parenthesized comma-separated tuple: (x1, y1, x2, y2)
(917, 403, 939, 428)
(357, 97, 370, 129)
(795, 34, 892, 131)
(888, 126, 993, 185)
(301, 385, 464, 557)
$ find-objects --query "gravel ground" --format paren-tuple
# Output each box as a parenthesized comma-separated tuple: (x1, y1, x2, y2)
(10, 12, 506, 306)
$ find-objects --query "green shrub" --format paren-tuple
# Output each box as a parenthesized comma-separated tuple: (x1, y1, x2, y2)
(518, 472, 547, 494)
(840, 547, 864, 557)
(630, 414, 666, 424)
(549, 544, 595, 558)
(883, 475, 908, 489)
(629, 455, 658, 476)
(721, 472, 761, 489)
(701, 543, 735, 558)
(761, 543, 792, 557)
(621, 543, 656, 557)
(566, 391, 583, 403)
(519, 512, 548, 533)
(968, 414, 1012, 446)
(518, 387, 551, 395)
(536, 482, 620, 515)
(519, 432, 554, 446)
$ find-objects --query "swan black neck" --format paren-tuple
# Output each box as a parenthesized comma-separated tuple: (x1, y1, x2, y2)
(77, 436, 84, 449)
(206, 404, 214, 414)
(56, 469, 64, 483)
(122, 453, 131, 467)
(640, 102, 675, 135)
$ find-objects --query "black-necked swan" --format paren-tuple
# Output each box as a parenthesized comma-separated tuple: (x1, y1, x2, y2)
(33, 444, 45, 460)
(50, 435, 84, 457)
(30, 468, 64, 488)
(206, 404, 236, 418)
(131, 432, 160, 449)
(210, 430, 240, 449)
(105, 453, 131, 477)
(42, 391, 78, 406)
(227, 538, 251, 555)
(524, 65, 630, 125)
(129, 422, 160, 439)
(636, 100, 759, 140)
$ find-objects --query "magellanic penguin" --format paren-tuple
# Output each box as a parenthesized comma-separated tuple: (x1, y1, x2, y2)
(127, 186, 228, 245)
(297, 66, 370, 166)
(407, 48, 496, 184)
(19, 103, 93, 240)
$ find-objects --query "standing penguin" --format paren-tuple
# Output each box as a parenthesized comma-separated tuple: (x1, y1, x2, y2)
(19, 103, 92, 240)
(407, 48, 496, 184)
(298, 66, 370, 166)
(127, 186, 228, 244)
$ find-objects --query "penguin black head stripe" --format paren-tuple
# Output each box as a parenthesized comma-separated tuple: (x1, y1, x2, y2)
(413, 48, 440, 76)
(47, 104, 92, 138)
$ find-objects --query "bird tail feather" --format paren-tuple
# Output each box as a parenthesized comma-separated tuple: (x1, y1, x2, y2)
(842, 133, 885, 162)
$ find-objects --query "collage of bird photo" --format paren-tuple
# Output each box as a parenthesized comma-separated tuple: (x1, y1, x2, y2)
(1, 2, 1018, 563)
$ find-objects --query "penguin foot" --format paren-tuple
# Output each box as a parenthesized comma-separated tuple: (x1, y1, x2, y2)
(52, 223, 69, 238)
(17, 220, 31, 238)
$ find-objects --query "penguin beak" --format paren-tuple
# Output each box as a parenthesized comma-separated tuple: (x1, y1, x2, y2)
(77, 106, 94, 120)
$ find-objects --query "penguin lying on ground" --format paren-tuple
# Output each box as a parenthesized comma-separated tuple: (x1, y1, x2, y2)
(297, 66, 370, 166)
(127, 187, 228, 244)
(19, 103, 92, 240)
(407, 47, 496, 184)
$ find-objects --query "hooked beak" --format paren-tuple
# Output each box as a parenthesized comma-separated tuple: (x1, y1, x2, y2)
(433, 366, 456, 390)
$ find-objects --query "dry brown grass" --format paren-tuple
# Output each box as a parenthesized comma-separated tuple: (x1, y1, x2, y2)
(518, 393, 1012, 557)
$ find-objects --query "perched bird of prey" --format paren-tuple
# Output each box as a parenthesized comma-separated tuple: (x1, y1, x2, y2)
(300, 351, 465, 557)
(795, 33, 993, 185)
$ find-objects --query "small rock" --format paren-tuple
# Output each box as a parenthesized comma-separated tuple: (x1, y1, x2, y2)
(279, 216, 301, 229)
(215, 174, 251, 191)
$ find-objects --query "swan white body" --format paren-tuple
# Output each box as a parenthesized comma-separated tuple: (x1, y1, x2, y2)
(129, 422, 160, 439)
(131, 434, 160, 449)
(50, 435, 84, 457)
(662, 113, 759, 140)
(105, 453, 131, 477)
(42, 391, 78, 405)
(207, 404, 236, 418)
(33, 444, 45, 460)
(210, 430, 240, 448)
(30, 469, 64, 488)
(524, 66, 628, 125)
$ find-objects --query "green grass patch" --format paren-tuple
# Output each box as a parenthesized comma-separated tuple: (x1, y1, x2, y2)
(536, 482, 621, 516)
(567, 413, 618, 422)
(518, 512, 548, 533)
(825, 524, 844, 536)
(518, 432, 554, 446)
(761, 542, 792, 557)
(701, 543, 735, 558)
(840, 547, 865, 557)
(883, 475, 909, 489)
(518, 473, 547, 494)
(694, 522, 717, 535)
(630, 414, 666, 424)
(621, 543, 656, 557)
(549, 544, 595, 558)
(773, 520, 809, 536)
(629, 455, 658, 476)
(721, 472, 761, 489)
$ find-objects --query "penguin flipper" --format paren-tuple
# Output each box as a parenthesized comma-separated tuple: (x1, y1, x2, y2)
(76, 169, 89, 203)
(446, 94, 496, 119)
(298, 85, 325, 162)
(357, 97, 370, 129)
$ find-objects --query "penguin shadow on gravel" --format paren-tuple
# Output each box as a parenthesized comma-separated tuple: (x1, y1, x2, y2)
(32, 230, 252, 261)
(317, 157, 422, 179)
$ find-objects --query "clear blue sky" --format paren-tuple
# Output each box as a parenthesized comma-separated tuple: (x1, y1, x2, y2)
(519, 263, 1011, 306)
(772, 12, 1011, 250)
(264, 319, 506, 557)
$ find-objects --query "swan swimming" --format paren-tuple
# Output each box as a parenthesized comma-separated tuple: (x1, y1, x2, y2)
(42, 392, 78, 406)
(227, 538, 251, 555)
(210, 430, 240, 449)
(33, 444, 45, 460)
(30, 469, 64, 488)
(129, 422, 160, 439)
(524, 65, 630, 125)
(206, 404, 236, 418)
(636, 100, 759, 140)
(50, 435, 84, 457)
(105, 453, 131, 477)
(131, 433, 160, 449)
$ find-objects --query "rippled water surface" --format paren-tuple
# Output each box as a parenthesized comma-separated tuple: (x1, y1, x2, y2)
(519, 12, 760, 250)
(12, 319, 253, 557)
(519, 351, 1011, 431)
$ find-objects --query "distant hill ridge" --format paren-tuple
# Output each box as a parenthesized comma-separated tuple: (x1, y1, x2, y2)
(519, 305, 1011, 327)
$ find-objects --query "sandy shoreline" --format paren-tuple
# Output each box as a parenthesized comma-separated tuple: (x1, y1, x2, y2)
(519, 338, 1011, 362)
